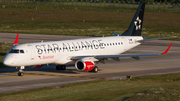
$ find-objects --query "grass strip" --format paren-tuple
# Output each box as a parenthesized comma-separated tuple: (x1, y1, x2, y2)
(0, 73, 180, 101)
(0, 42, 12, 67)
(0, 3, 179, 40)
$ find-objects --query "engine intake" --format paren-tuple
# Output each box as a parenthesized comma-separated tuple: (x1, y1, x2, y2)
(75, 60, 95, 71)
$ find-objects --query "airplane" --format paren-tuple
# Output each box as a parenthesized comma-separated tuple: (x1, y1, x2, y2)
(3, 2, 174, 76)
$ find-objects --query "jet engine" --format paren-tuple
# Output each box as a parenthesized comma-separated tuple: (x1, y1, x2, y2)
(75, 60, 95, 71)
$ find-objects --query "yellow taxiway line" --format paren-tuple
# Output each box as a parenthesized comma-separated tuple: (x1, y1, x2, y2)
(1, 62, 179, 80)
(0, 74, 34, 79)
(0, 72, 110, 80)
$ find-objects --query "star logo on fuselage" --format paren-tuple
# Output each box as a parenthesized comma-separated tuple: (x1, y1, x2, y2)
(134, 16, 141, 30)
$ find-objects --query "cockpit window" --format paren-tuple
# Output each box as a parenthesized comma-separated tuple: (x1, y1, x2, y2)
(20, 50, 24, 53)
(10, 49, 19, 53)
(9, 49, 25, 54)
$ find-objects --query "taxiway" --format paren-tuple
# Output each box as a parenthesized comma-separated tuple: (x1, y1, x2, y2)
(0, 33, 179, 94)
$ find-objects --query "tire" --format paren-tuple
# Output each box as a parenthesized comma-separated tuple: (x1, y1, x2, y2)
(92, 66, 98, 73)
(56, 65, 66, 70)
(18, 72, 23, 76)
(61, 65, 66, 70)
(56, 65, 60, 70)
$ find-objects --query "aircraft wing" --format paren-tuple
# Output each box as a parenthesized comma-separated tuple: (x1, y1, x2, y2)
(137, 36, 176, 43)
(70, 43, 173, 61)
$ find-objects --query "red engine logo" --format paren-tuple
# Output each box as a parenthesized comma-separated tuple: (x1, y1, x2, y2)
(84, 61, 95, 71)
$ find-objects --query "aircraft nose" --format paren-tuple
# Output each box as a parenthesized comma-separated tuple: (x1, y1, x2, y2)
(3, 56, 13, 66)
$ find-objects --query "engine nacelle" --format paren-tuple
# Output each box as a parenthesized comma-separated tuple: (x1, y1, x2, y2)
(75, 60, 95, 71)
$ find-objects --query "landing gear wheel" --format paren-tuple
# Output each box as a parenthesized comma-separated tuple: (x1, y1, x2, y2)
(56, 65, 61, 70)
(18, 72, 24, 76)
(56, 65, 66, 70)
(61, 65, 66, 70)
(16, 66, 25, 76)
(92, 66, 98, 73)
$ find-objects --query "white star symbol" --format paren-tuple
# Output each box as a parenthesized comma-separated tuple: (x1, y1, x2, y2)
(134, 16, 141, 30)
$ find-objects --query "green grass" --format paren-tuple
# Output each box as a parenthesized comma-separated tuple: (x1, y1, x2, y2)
(0, 3, 179, 40)
(0, 42, 12, 67)
(1, 73, 180, 101)
(0, 3, 179, 100)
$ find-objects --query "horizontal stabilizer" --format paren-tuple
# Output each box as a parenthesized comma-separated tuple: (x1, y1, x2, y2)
(113, 33, 121, 36)
(137, 36, 177, 43)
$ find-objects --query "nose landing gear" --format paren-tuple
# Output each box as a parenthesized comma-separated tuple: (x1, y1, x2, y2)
(16, 66, 25, 76)
(18, 70, 24, 76)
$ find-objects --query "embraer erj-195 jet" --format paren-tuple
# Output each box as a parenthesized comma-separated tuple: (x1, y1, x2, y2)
(3, 2, 173, 76)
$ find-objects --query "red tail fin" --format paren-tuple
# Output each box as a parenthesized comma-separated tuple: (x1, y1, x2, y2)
(13, 33, 19, 45)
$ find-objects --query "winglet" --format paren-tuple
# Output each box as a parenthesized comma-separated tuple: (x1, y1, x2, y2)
(161, 43, 173, 55)
(13, 33, 19, 45)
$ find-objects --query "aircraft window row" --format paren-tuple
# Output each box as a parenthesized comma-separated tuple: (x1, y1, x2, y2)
(102, 42, 123, 46)
(10, 49, 24, 54)
(65, 45, 100, 50)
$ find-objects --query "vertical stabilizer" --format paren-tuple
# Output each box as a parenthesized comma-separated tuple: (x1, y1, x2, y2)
(121, 2, 145, 36)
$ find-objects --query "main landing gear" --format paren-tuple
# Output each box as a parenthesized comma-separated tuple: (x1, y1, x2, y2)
(16, 66, 25, 76)
(56, 65, 66, 70)
(90, 66, 98, 73)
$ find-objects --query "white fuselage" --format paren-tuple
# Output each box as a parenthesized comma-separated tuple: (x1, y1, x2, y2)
(3, 36, 143, 67)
